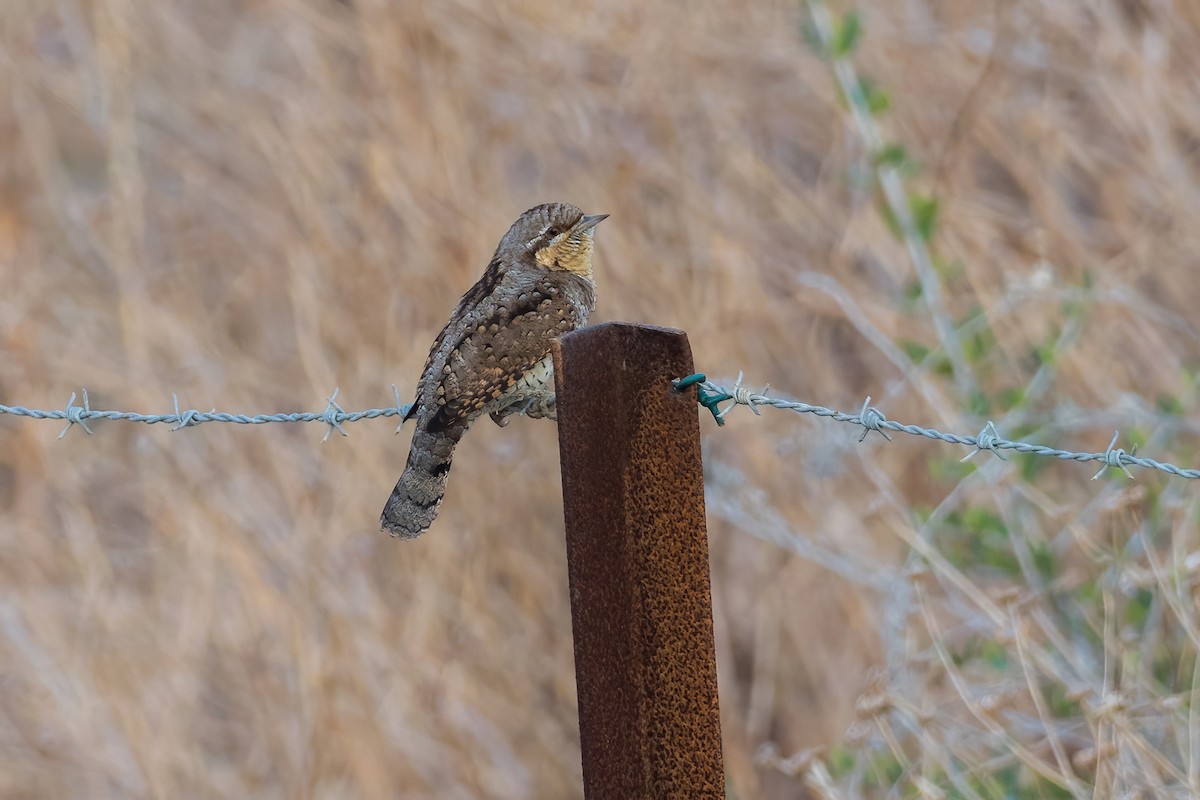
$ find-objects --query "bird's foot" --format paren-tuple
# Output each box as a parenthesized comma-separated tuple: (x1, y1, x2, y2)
(523, 394, 557, 421)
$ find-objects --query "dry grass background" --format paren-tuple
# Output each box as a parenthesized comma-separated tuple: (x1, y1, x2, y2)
(1, 0, 1199, 797)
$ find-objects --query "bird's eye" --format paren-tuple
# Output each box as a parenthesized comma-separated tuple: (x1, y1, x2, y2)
(545, 227, 561, 238)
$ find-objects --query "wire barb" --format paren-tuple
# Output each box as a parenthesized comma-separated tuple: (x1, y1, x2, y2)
(58, 389, 93, 439)
(321, 388, 349, 442)
(171, 394, 205, 431)
(1090, 431, 1135, 481)
(962, 420, 1007, 462)
(856, 397, 893, 443)
(718, 371, 770, 420)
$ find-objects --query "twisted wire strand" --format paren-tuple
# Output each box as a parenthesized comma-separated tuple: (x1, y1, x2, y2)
(0, 387, 415, 441)
(678, 373, 1200, 481)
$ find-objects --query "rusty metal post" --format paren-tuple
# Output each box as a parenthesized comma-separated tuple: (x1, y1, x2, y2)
(552, 322, 724, 799)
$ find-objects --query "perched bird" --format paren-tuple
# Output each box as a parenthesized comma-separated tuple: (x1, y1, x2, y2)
(381, 202, 607, 538)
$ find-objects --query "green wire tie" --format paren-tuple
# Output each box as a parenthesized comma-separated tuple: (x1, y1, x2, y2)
(673, 373, 733, 427)
(674, 373, 706, 390)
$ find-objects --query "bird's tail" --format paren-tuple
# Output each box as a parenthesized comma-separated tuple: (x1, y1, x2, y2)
(380, 424, 462, 538)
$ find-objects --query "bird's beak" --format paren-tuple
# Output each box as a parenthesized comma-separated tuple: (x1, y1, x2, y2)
(573, 213, 609, 234)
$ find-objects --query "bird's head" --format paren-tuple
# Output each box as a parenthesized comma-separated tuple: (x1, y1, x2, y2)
(499, 202, 608, 277)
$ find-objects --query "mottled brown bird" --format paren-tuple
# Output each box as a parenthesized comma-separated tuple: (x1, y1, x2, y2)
(381, 202, 607, 538)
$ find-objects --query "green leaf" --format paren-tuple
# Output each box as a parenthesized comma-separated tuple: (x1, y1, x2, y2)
(880, 194, 941, 244)
(938, 508, 1020, 575)
(1156, 393, 1183, 416)
(933, 354, 954, 377)
(832, 11, 863, 57)
(958, 305, 986, 326)
(1030, 540, 1057, 580)
(864, 750, 904, 787)
(826, 746, 857, 778)
(1045, 681, 1083, 719)
(910, 194, 939, 241)
(1127, 427, 1148, 451)
(864, 79, 891, 114)
(934, 256, 965, 279)
(900, 339, 930, 363)
(902, 343, 955, 376)
(1077, 578, 1100, 605)
(980, 639, 1009, 670)
(844, 76, 890, 115)
(878, 197, 902, 239)
(1033, 338, 1058, 367)
(902, 279, 924, 305)
(1009, 424, 1049, 482)
(998, 386, 1026, 411)
(961, 507, 1007, 536)
(963, 324, 997, 366)
(873, 142, 909, 169)
(1152, 648, 1195, 694)
(1017, 452, 1049, 482)
(1125, 588, 1154, 631)
(968, 388, 991, 416)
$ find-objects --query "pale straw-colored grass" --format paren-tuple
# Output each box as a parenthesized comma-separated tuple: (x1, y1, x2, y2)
(1, 1, 1198, 797)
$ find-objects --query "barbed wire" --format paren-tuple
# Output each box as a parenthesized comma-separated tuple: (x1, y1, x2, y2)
(674, 373, 1200, 481)
(4, 376, 1198, 481)
(0, 387, 414, 442)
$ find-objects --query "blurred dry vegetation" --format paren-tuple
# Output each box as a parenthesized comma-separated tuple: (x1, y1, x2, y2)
(1, 0, 1199, 797)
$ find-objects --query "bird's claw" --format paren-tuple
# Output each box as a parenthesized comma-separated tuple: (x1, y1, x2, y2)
(490, 395, 557, 426)
(522, 395, 557, 421)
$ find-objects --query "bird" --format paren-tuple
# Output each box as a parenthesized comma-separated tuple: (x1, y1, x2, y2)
(380, 202, 607, 538)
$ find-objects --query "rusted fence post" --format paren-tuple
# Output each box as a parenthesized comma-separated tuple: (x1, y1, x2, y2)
(552, 322, 724, 799)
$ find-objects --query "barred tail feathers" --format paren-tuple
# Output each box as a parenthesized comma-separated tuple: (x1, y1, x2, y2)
(380, 424, 461, 538)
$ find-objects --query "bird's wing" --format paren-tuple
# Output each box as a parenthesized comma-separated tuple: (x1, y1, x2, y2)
(425, 281, 584, 433)
(403, 257, 509, 423)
